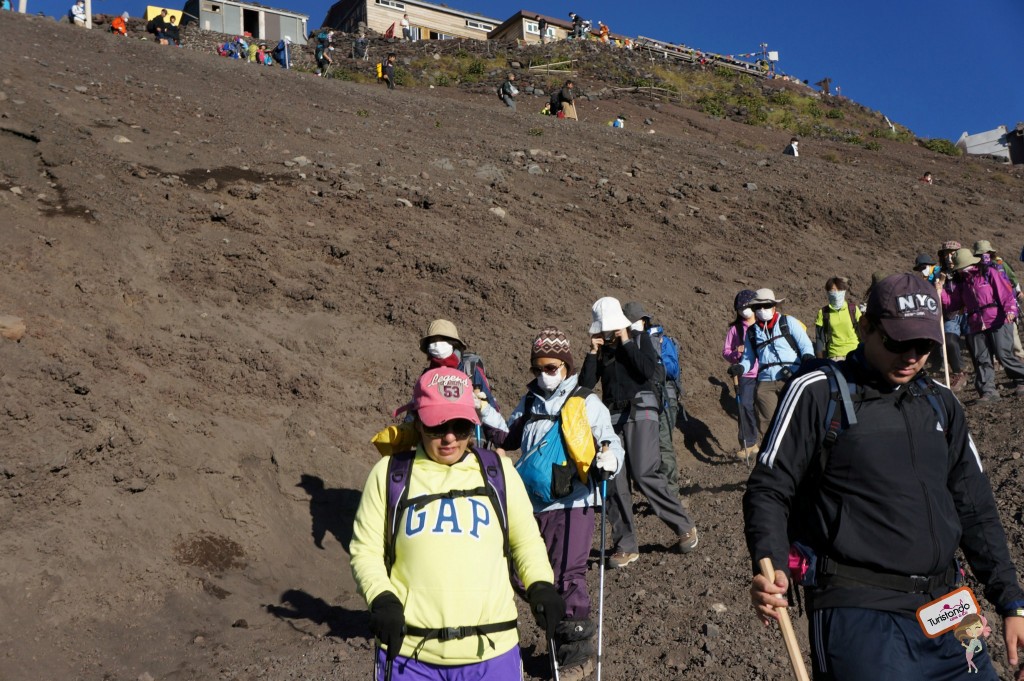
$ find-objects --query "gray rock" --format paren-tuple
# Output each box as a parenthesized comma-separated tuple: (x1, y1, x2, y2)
(113, 135, 132, 144)
(744, 182, 757, 191)
(612, 188, 629, 203)
(432, 158, 455, 171)
(292, 155, 312, 167)
(527, 164, 543, 175)
(9, 186, 23, 196)
(489, 206, 507, 219)
(74, 85, 88, 93)
(395, 198, 413, 208)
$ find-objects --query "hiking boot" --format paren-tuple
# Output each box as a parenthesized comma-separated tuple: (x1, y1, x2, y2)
(675, 527, 699, 554)
(949, 372, 967, 391)
(557, 658, 594, 681)
(607, 551, 639, 569)
(978, 392, 1001, 403)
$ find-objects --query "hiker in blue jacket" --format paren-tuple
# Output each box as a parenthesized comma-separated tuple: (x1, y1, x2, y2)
(503, 328, 623, 680)
(728, 288, 813, 439)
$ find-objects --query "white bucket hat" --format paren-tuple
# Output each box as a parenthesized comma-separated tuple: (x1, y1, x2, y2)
(589, 297, 632, 334)
(752, 288, 785, 305)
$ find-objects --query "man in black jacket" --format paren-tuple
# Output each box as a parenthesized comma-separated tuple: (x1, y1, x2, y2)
(745, 273, 1024, 680)
(581, 297, 697, 569)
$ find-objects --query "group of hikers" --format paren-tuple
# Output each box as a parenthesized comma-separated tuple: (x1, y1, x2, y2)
(351, 238, 1024, 680)
(216, 35, 292, 67)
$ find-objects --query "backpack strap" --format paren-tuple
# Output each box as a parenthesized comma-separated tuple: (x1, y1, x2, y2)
(907, 377, 948, 432)
(384, 451, 415, 577)
(747, 316, 801, 369)
(820, 305, 833, 353)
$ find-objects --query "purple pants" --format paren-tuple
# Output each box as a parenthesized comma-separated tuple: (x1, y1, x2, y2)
(536, 506, 596, 620)
(375, 644, 522, 680)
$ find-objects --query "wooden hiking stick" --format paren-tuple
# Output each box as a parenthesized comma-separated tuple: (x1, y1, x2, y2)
(758, 557, 810, 681)
(935, 279, 951, 387)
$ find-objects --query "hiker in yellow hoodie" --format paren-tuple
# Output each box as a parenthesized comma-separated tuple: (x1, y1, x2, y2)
(351, 367, 562, 680)
(814, 276, 862, 360)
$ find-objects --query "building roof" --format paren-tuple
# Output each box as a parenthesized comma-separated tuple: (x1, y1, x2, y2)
(371, 0, 499, 25)
(198, 0, 309, 19)
(487, 10, 628, 41)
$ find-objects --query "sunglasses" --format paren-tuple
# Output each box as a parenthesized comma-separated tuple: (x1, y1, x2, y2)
(421, 419, 475, 439)
(530, 362, 565, 376)
(749, 303, 775, 311)
(880, 333, 935, 356)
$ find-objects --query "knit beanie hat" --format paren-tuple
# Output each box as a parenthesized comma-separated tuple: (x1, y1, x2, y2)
(733, 289, 757, 311)
(531, 328, 574, 375)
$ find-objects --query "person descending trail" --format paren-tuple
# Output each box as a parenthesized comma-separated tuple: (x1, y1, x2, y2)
(350, 368, 564, 681)
(940, 248, 1024, 401)
(813, 277, 861, 361)
(745, 273, 1024, 680)
(723, 289, 759, 461)
(937, 240, 968, 390)
(418, 319, 507, 448)
(504, 328, 623, 681)
(580, 297, 698, 570)
(727, 288, 814, 439)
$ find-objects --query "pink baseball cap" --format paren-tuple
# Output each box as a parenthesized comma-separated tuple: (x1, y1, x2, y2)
(396, 368, 480, 427)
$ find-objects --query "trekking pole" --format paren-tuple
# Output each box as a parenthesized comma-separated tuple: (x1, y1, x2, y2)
(935, 279, 951, 387)
(549, 637, 561, 681)
(731, 375, 751, 468)
(596, 463, 609, 681)
(758, 558, 810, 681)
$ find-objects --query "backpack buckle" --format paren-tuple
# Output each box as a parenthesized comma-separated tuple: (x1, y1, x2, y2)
(439, 626, 466, 641)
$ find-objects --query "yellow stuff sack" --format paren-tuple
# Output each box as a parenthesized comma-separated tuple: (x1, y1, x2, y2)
(560, 392, 596, 483)
(370, 421, 418, 456)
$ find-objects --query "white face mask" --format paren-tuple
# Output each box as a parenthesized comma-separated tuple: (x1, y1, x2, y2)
(740, 307, 754, 320)
(828, 290, 846, 309)
(755, 308, 774, 322)
(630, 320, 644, 332)
(427, 341, 454, 359)
(538, 370, 563, 391)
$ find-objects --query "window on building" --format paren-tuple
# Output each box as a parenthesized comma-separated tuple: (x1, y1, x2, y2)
(465, 19, 493, 31)
(375, 0, 405, 9)
(202, 1, 221, 12)
(525, 22, 553, 37)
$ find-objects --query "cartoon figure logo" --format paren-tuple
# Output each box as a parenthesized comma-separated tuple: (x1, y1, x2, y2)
(953, 613, 991, 674)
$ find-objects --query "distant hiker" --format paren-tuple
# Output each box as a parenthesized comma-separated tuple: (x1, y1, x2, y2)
(610, 114, 625, 128)
(937, 240, 968, 389)
(69, 0, 88, 26)
(598, 21, 609, 43)
(315, 39, 333, 77)
(383, 52, 396, 90)
(1, 0, 11, 11)
(247, 41, 258, 62)
(722, 289, 759, 459)
(974, 239, 1024, 358)
(814, 277, 861, 360)
(353, 34, 368, 60)
(623, 302, 684, 497)
(419, 319, 507, 448)
(745, 273, 1024, 680)
(350, 368, 564, 681)
(920, 171, 933, 184)
(110, 12, 127, 35)
(549, 80, 574, 118)
(913, 252, 940, 284)
(569, 12, 583, 39)
(165, 16, 180, 46)
(499, 72, 518, 111)
(150, 9, 170, 43)
(783, 136, 799, 156)
(256, 43, 269, 64)
(503, 328, 623, 680)
(400, 13, 411, 41)
(580, 297, 699, 569)
(727, 288, 814, 438)
(941, 247, 1024, 400)
(536, 15, 547, 43)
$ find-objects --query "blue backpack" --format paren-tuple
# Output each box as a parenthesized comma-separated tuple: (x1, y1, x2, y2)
(383, 446, 508, 576)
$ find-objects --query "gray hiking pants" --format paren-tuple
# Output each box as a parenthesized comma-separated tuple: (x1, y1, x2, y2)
(967, 323, 1024, 396)
(754, 380, 786, 438)
(608, 394, 694, 554)
(657, 391, 679, 497)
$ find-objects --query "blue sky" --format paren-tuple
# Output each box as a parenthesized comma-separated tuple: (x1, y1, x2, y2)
(19, 0, 1021, 141)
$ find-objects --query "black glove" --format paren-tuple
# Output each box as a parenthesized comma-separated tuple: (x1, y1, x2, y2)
(527, 581, 565, 641)
(800, 354, 815, 364)
(727, 363, 744, 378)
(369, 591, 405, 660)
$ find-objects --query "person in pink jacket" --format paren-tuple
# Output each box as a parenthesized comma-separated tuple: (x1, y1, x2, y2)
(941, 248, 1024, 401)
(723, 290, 760, 459)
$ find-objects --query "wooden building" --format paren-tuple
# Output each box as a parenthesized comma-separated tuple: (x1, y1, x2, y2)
(320, 0, 499, 40)
(487, 11, 570, 44)
(182, 0, 308, 42)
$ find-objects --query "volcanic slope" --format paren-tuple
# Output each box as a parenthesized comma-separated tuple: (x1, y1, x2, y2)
(2, 13, 1024, 681)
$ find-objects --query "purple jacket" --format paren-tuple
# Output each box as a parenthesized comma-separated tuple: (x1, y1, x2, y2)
(723, 320, 758, 378)
(941, 267, 1019, 333)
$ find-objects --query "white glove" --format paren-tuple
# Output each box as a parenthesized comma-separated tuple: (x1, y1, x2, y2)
(595, 447, 616, 474)
(474, 389, 492, 417)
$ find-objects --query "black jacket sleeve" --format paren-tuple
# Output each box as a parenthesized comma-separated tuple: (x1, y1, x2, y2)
(579, 351, 599, 390)
(617, 331, 659, 384)
(944, 393, 1024, 610)
(743, 372, 828, 576)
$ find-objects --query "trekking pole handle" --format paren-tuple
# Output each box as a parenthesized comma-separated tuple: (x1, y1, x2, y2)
(758, 558, 810, 681)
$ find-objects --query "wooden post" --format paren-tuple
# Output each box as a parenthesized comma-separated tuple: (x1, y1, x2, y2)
(758, 557, 810, 681)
